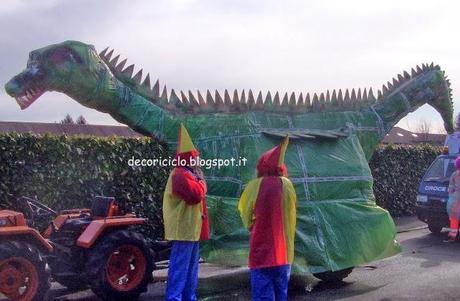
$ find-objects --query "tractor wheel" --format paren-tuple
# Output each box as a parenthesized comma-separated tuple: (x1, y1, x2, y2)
(0, 241, 50, 301)
(85, 229, 154, 301)
(313, 267, 354, 283)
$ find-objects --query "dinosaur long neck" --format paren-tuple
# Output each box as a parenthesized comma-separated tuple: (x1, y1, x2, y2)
(76, 73, 173, 138)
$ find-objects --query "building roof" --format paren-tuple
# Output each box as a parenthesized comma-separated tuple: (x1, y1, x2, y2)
(0, 122, 446, 144)
(382, 126, 445, 145)
(0, 121, 143, 138)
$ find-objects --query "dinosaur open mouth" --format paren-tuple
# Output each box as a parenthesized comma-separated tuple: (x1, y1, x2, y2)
(14, 87, 45, 110)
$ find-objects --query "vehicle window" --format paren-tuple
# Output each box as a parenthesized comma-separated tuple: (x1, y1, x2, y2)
(424, 158, 455, 183)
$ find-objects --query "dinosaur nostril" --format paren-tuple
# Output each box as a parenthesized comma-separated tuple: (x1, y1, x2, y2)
(4, 79, 20, 96)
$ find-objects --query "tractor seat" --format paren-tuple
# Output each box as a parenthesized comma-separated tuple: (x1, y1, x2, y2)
(61, 217, 92, 232)
(91, 196, 116, 218)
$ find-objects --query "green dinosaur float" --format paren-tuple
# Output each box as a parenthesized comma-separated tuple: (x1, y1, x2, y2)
(5, 41, 454, 276)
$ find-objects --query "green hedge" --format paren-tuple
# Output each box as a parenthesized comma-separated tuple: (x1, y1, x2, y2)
(0, 133, 170, 239)
(370, 144, 442, 216)
(0, 133, 442, 239)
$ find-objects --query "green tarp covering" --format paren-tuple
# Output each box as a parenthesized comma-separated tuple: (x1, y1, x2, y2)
(160, 110, 401, 274)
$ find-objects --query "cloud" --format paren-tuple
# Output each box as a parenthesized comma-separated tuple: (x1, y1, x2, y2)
(0, 0, 459, 132)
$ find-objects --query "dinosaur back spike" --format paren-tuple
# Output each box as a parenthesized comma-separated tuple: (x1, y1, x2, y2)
(224, 89, 232, 106)
(99, 47, 109, 57)
(115, 58, 127, 73)
(109, 55, 120, 68)
(152, 80, 160, 98)
(142, 73, 151, 89)
(247, 90, 255, 106)
(132, 69, 143, 85)
(122, 64, 135, 78)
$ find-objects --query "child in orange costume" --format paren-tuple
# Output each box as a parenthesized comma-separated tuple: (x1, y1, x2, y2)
(238, 137, 297, 301)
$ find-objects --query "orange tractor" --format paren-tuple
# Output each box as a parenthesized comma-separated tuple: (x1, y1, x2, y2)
(0, 196, 168, 301)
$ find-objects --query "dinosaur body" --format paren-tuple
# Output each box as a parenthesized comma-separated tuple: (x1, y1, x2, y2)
(5, 41, 454, 274)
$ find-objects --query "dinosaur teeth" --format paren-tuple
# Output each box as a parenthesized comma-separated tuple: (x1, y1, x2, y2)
(14, 87, 45, 109)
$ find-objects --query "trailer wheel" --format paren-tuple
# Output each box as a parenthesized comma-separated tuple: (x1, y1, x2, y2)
(85, 229, 154, 301)
(0, 241, 50, 301)
(428, 223, 443, 234)
(313, 267, 354, 283)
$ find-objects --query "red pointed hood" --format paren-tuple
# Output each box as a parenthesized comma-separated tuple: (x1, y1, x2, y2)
(256, 136, 289, 177)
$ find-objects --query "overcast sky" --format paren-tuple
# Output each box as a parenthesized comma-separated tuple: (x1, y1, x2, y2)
(0, 0, 459, 133)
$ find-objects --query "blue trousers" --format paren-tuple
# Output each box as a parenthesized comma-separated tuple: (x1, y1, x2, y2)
(166, 241, 200, 301)
(250, 265, 291, 301)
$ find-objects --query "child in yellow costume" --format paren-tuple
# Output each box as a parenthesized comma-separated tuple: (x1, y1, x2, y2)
(163, 124, 209, 301)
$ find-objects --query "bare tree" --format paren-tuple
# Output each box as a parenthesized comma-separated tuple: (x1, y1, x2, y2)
(415, 119, 432, 142)
(60, 114, 74, 124)
(76, 115, 87, 125)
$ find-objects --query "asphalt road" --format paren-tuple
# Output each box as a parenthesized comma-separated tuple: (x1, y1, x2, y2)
(2, 226, 460, 301)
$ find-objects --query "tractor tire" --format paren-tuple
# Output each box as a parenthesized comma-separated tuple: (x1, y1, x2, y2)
(85, 229, 154, 301)
(313, 267, 354, 283)
(0, 241, 50, 301)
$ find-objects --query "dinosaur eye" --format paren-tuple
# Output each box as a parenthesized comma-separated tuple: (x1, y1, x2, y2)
(49, 48, 82, 65)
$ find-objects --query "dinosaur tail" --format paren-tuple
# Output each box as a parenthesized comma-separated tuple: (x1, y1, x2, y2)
(372, 63, 454, 134)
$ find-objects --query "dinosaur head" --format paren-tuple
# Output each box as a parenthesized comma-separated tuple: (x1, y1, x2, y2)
(5, 40, 110, 110)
